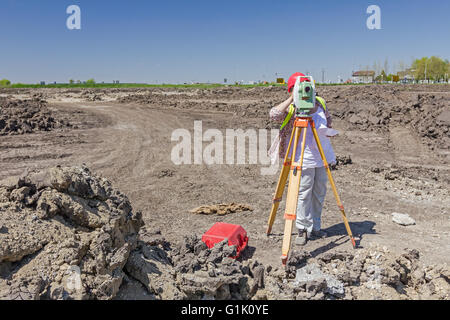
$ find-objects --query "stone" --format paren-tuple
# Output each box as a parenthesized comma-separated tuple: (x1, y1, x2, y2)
(294, 264, 345, 297)
(392, 212, 416, 226)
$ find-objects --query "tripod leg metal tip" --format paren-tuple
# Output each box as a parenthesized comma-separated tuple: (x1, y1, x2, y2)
(281, 255, 288, 266)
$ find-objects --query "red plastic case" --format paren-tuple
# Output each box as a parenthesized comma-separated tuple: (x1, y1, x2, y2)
(201, 222, 248, 258)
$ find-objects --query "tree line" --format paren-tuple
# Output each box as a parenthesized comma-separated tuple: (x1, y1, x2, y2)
(411, 56, 449, 81)
(363, 56, 449, 82)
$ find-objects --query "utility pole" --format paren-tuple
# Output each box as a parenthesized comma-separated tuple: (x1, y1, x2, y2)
(424, 58, 428, 83)
(321, 68, 325, 83)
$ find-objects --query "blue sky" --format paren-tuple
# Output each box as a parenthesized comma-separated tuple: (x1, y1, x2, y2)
(0, 0, 448, 84)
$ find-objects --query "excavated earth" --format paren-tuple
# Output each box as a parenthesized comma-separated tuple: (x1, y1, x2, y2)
(0, 165, 143, 299)
(0, 84, 449, 300)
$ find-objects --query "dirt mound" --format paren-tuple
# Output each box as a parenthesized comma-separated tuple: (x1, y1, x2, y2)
(116, 86, 286, 119)
(318, 85, 450, 150)
(0, 165, 143, 300)
(0, 97, 73, 135)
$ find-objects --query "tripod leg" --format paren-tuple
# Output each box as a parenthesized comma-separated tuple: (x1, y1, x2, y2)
(310, 125, 357, 248)
(281, 125, 307, 265)
(266, 127, 296, 235)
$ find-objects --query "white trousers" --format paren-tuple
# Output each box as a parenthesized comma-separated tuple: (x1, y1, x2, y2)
(296, 166, 328, 234)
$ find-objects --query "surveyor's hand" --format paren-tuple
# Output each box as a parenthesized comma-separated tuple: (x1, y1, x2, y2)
(287, 95, 293, 103)
(274, 95, 293, 114)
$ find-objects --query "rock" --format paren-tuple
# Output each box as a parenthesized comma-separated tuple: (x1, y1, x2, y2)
(320, 251, 351, 263)
(392, 212, 416, 226)
(125, 245, 182, 300)
(294, 264, 345, 297)
(249, 265, 265, 295)
(286, 250, 311, 278)
(348, 114, 363, 125)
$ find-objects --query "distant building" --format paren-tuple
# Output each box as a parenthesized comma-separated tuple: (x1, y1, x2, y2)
(397, 69, 415, 83)
(352, 70, 375, 83)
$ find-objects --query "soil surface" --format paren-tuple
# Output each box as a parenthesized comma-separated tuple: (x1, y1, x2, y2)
(0, 85, 449, 299)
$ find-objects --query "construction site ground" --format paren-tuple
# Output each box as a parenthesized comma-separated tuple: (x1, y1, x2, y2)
(0, 84, 448, 300)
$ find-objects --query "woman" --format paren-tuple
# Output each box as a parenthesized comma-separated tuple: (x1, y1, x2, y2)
(269, 72, 337, 245)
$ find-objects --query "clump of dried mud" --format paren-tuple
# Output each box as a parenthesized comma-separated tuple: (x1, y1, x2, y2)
(0, 165, 143, 299)
(189, 203, 252, 215)
(0, 97, 73, 135)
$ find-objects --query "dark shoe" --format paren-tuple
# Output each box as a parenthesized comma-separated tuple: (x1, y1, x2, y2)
(295, 229, 308, 246)
(310, 229, 327, 239)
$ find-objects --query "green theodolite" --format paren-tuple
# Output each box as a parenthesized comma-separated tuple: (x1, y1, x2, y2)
(293, 76, 315, 117)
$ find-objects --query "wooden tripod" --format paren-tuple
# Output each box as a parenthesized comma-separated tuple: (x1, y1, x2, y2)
(266, 116, 357, 265)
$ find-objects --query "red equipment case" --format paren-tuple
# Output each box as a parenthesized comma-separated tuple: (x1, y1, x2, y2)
(201, 222, 248, 258)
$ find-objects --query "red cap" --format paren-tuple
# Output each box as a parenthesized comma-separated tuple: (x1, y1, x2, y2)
(287, 72, 310, 92)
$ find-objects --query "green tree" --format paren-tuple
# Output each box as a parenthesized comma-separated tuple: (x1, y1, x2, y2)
(69, 79, 74, 84)
(412, 56, 449, 81)
(86, 78, 96, 84)
(0, 79, 11, 87)
(376, 70, 387, 82)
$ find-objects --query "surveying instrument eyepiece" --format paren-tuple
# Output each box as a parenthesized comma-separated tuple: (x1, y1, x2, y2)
(267, 75, 357, 266)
